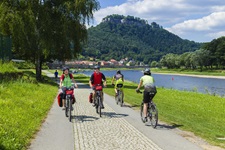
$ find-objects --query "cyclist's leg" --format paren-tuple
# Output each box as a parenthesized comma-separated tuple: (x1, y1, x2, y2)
(121, 86, 124, 100)
(114, 82, 118, 96)
(92, 89, 96, 105)
(143, 91, 151, 118)
(62, 87, 67, 108)
(143, 103, 148, 118)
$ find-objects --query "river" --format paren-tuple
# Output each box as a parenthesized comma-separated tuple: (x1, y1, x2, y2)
(81, 70, 225, 97)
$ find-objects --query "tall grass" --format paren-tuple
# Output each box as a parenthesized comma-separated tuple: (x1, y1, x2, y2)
(0, 66, 58, 149)
(0, 61, 18, 73)
(74, 74, 225, 148)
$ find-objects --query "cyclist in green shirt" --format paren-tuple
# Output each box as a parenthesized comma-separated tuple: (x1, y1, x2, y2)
(136, 68, 157, 122)
(59, 67, 78, 109)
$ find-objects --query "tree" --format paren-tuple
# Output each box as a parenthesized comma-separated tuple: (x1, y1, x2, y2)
(192, 49, 210, 71)
(160, 53, 179, 69)
(0, 0, 99, 81)
(150, 61, 158, 68)
(203, 36, 225, 68)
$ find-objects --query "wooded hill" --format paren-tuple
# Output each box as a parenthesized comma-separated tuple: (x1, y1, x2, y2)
(82, 14, 202, 64)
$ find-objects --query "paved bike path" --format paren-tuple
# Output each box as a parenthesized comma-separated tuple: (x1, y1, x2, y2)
(29, 70, 204, 150)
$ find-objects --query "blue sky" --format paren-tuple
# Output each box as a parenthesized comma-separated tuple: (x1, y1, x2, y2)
(91, 0, 225, 43)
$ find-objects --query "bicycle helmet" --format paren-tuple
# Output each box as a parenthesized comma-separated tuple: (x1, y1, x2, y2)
(62, 67, 69, 72)
(143, 68, 151, 75)
(94, 65, 100, 69)
(117, 70, 121, 74)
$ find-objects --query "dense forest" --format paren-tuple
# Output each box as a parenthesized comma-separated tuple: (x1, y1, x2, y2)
(82, 14, 202, 64)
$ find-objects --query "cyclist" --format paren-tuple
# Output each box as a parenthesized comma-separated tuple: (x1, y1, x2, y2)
(54, 70, 58, 79)
(111, 70, 124, 99)
(136, 68, 157, 122)
(89, 65, 107, 108)
(59, 67, 78, 110)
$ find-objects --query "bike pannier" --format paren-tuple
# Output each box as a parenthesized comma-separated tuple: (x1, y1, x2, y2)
(57, 92, 63, 107)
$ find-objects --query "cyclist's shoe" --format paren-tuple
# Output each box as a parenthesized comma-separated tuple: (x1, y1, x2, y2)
(92, 103, 96, 107)
(62, 107, 66, 110)
(101, 104, 105, 109)
(143, 117, 148, 123)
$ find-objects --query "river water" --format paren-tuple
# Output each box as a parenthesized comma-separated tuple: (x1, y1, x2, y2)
(81, 70, 225, 97)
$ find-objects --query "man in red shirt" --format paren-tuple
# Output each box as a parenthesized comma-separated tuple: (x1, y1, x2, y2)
(89, 65, 107, 108)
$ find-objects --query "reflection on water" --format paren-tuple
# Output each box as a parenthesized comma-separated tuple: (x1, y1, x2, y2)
(82, 70, 225, 97)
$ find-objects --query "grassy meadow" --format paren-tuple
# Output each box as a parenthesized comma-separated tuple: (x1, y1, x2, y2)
(0, 64, 58, 150)
(74, 74, 225, 148)
(1, 64, 224, 149)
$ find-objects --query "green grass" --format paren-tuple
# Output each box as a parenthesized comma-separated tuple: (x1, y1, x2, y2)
(0, 61, 18, 73)
(74, 74, 225, 149)
(0, 69, 58, 150)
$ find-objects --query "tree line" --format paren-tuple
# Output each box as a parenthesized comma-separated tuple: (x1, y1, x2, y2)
(156, 36, 225, 70)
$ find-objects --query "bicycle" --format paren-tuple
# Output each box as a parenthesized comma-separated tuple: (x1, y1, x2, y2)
(64, 87, 75, 122)
(137, 90, 158, 128)
(93, 84, 104, 117)
(114, 84, 124, 107)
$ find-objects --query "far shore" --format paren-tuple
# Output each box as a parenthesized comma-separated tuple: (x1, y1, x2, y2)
(70, 68, 225, 79)
(153, 72, 225, 79)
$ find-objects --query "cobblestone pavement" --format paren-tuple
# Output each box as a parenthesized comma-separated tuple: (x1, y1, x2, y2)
(72, 88, 163, 150)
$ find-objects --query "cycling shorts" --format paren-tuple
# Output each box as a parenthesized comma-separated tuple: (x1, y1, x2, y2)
(115, 80, 124, 91)
(143, 91, 156, 103)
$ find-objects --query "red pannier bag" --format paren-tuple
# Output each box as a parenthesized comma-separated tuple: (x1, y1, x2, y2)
(66, 90, 75, 104)
(66, 90, 74, 95)
(57, 92, 63, 107)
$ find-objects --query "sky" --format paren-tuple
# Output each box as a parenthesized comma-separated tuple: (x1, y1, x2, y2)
(90, 0, 225, 43)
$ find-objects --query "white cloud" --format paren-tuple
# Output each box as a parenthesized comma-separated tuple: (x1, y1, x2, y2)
(207, 31, 225, 39)
(92, 0, 225, 42)
(166, 12, 225, 42)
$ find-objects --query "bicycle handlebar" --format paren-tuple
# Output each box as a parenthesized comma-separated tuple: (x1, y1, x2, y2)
(136, 89, 143, 94)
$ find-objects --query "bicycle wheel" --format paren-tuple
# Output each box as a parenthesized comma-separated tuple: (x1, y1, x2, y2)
(95, 97, 99, 114)
(119, 91, 123, 107)
(140, 102, 145, 123)
(149, 103, 158, 128)
(69, 99, 72, 122)
(98, 97, 102, 117)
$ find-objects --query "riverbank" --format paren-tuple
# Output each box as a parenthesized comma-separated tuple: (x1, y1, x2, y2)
(151, 68, 225, 79)
(153, 72, 225, 79)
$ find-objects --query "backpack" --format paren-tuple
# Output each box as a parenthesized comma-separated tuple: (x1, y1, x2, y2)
(61, 73, 73, 81)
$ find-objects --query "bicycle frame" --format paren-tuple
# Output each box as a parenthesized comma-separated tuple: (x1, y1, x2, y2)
(65, 88, 74, 122)
(138, 90, 158, 128)
(94, 85, 103, 117)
